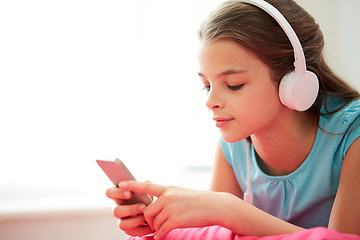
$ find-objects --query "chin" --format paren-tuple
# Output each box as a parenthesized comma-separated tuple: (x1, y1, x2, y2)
(221, 132, 246, 143)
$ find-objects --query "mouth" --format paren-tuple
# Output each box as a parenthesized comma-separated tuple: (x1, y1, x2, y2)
(213, 117, 234, 128)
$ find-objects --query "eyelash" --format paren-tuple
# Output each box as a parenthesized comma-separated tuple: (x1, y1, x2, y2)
(202, 85, 211, 91)
(227, 84, 243, 91)
(202, 84, 243, 91)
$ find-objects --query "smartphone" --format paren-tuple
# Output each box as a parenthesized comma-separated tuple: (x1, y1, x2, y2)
(96, 158, 152, 205)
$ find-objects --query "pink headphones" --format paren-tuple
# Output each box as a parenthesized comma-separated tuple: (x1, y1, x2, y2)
(236, 0, 320, 205)
(238, 0, 319, 111)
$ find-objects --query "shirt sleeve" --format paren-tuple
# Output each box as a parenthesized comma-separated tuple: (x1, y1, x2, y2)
(340, 100, 360, 158)
(220, 137, 232, 166)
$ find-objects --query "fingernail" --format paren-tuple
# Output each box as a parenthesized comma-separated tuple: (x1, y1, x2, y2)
(119, 181, 128, 188)
(138, 204, 146, 212)
(123, 191, 131, 198)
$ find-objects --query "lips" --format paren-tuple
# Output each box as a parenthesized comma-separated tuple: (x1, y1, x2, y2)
(213, 117, 234, 128)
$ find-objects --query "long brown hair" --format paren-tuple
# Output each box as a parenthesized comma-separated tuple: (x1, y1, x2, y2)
(199, 0, 359, 115)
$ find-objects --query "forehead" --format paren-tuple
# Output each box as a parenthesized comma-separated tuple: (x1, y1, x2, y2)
(199, 39, 253, 60)
(198, 39, 264, 77)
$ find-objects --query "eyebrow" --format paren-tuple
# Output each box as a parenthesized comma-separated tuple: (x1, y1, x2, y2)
(198, 68, 248, 78)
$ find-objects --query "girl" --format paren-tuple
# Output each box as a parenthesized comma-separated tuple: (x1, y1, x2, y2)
(106, 0, 360, 239)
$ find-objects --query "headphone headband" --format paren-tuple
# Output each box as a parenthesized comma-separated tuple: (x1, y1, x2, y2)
(236, 0, 306, 74)
(234, 0, 319, 111)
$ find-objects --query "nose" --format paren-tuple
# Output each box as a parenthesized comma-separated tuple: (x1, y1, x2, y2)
(205, 88, 224, 111)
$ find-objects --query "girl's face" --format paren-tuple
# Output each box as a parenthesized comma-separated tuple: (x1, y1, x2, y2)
(198, 39, 286, 143)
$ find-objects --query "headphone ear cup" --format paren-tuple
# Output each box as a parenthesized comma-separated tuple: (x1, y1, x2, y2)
(279, 70, 319, 111)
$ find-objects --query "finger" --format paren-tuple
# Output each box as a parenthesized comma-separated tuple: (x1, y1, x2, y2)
(119, 181, 166, 197)
(112, 203, 146, 218)
(117, 219, 155, 237)
(106, 187, 132, 200)
(155, 220, 174, 240)
(152, 209, 169, 232)
(124, 226, 155, 237)
(144, 181, 155, 200)
(114, 198, 127, 205)
(118, 215, 147, 231)
(143, 198, 165, 231)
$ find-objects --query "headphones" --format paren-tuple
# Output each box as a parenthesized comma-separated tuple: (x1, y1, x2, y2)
(237, 0, 319, 112)
(234, 0, 320, 205)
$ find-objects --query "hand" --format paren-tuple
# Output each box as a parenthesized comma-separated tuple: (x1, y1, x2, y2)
(119, 181, 228, 240)
(106, 186, 155, 236)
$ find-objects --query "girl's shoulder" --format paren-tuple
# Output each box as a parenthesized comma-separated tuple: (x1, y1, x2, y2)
(318, 96, 360, 163)
(320, 96, 360, 132)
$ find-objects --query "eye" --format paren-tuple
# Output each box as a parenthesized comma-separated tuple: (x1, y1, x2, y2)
(227, 84, 243, 91)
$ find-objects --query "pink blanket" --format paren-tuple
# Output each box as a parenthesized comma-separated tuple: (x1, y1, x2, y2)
(128, 226, 360, 240)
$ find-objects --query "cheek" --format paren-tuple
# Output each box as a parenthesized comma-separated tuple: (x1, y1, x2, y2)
(254, 87, 282, 110)
(235, 86, 282, 128)
(220, 83, 283, 142)
(248, 87, 284, 129)
(248, 84, 282, 116)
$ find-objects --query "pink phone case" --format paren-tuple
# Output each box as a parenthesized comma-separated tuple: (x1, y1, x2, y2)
(96, 159, 152, 205)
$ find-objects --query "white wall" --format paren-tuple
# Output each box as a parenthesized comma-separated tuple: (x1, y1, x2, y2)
(299, 0, 360, 90)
